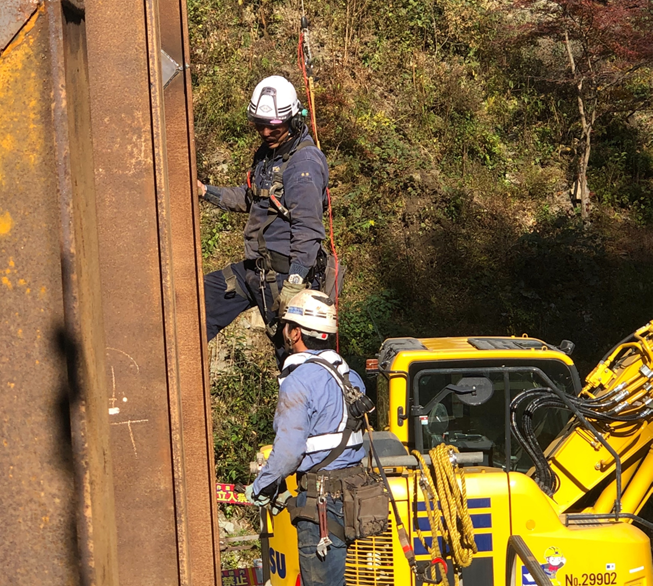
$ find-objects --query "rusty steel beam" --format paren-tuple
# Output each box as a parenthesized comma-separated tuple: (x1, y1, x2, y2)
(0, 2, 118, 585)
(158, 0, 223, 582)
(84, 0, 221, 583)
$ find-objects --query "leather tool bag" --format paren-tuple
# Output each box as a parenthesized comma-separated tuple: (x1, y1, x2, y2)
(342, 471, 389, 541)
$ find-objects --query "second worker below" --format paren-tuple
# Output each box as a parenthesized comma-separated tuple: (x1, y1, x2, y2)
(198, 75, 329, 366)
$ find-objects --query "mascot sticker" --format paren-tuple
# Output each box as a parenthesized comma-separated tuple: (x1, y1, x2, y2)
(521, 546, 566, 586)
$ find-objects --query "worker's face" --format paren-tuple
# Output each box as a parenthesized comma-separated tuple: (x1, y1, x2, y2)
(255, 122, 291, 149)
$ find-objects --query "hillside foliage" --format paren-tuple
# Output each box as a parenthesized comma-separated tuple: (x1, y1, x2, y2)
(188, 0, 653, 483)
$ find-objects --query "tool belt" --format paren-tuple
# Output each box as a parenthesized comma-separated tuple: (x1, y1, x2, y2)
(287, 466, 389, 544)
(242, 250, 291, 275)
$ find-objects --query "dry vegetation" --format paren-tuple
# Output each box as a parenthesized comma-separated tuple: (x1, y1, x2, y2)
(188, 0, 653, 487)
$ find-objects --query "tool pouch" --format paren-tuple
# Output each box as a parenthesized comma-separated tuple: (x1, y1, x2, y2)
(287, 495, 318, 525)
(311, 246, 345, 304)
(324, 251, 346, 305)
(342, 473, 389, 542)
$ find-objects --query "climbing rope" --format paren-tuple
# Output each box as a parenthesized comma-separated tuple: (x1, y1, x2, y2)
(411, 445, 478, 586)
(297, 8, 341, 351)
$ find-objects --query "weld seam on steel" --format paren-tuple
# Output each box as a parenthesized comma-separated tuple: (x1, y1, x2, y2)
(0, 1, 40, 54)
(143, 0, 191, 582)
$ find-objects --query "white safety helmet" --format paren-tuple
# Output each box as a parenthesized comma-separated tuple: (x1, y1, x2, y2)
(248, 76, 301, 126)
(283, 290, 337, 338)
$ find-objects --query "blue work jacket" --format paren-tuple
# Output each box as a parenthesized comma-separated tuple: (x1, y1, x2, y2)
(204, 127, 329, 278)
(253, 350, 366, 495)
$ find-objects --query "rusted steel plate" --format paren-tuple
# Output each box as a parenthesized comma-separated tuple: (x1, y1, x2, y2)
(0, 9, 78, 583)
(159, 0, 222, 581)
(0, 3, 117, 585)
(0, 0, 39, 51)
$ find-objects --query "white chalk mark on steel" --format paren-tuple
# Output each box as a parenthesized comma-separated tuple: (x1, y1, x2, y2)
(109, 366, 119, 415)
(110, 419, 149, 457)
(106, 347, 141, 373)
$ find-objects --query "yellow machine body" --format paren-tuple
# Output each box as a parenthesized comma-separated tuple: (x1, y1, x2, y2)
(263, 332, 653, 586)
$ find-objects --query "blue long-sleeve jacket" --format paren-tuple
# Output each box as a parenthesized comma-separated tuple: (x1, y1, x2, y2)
(204, 127, 328, 278)
(252, 350, 366, 496)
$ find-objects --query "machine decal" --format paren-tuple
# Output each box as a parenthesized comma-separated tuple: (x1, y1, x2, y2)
(544, 546, 566, 584)
(269, 548, 287, 579)
(414, 497, 493, 557)
(563, 573, 617, 585)
(522, 547, 577, 586)
(414, 497, 491, 511)
(606, 564, 615, 571)
(414, 513, 491, 531)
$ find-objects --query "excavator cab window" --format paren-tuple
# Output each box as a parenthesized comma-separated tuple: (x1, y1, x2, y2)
(410, 359, 578, 473)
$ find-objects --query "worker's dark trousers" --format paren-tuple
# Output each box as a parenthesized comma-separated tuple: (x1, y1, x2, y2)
(295, 492, 346, 586)
(204, 261, 288, 366)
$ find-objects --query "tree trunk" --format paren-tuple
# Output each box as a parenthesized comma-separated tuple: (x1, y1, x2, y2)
(577, 132, 591, 218)
(564, 31, 593, 219)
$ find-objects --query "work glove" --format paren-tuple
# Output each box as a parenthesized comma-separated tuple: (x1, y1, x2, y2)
(272, 279, 307, 315)
(245, 484, 271, 508)
(269, 490, 293, 516)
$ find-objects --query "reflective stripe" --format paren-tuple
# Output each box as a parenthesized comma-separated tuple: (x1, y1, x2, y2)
(305, 430, 363, 454)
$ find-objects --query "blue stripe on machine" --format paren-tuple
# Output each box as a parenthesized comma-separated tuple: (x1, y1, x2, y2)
(414, 514, 492, 532)
(414, 533, 493, 556)
(467, 498, 491, 509)
(415, 498, 491, 512)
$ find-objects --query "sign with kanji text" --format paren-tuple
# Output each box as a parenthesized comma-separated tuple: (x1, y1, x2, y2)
(216, 483, 251, 505)
(221, 567, 260, 586)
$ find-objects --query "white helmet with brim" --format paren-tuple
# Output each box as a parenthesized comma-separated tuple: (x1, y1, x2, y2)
(248, 76, 300, 126)
(282, 290, 337, 338)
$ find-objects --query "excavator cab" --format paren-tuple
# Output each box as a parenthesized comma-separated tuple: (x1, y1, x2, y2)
(373, 336, 581, 467)
(411, 357, 579, 472)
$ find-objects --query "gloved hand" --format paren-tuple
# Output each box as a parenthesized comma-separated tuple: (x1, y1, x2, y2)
(272, 279, 307, 315)
(245, 484, 271, 507)
(270, 490, 293, 516)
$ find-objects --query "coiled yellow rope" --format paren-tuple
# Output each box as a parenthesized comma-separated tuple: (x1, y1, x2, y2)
(411, 445, 478, 586)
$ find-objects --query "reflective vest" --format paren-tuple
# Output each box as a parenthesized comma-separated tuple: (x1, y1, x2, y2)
(279, 350, 364, 456)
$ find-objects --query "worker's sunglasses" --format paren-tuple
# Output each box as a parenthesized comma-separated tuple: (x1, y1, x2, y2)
(252, 122, 284, 131)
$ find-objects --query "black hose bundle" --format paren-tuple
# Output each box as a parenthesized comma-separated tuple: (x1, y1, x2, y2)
(509, 324, 653, 496)
(510, 383, 652, 496)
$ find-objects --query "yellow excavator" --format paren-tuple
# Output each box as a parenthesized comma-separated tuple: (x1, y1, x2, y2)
(259, 322, 653, 586)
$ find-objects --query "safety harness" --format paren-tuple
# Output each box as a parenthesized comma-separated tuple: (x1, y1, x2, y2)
(282, 351, 368, 544)
(222, 139, 322, 330)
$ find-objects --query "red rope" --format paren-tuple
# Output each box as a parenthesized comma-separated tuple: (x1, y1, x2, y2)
(298, 30, 340, 351)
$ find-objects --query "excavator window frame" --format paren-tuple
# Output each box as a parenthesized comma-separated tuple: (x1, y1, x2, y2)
(407, 359, 581, 473)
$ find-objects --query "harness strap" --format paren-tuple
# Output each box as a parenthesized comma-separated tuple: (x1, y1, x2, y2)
(222, 263, 247, 299)
(308, 428, 354, 473)
(255, 140, 314, 273)
(304, 356, 364, 474)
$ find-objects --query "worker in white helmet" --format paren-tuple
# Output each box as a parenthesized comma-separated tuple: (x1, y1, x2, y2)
(246, 289, 370, 586)
(198, 76, 329, 366)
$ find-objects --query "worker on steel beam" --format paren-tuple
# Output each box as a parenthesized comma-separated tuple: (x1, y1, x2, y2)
(197, 75, 329, 366)
(246, 290, 368, 586)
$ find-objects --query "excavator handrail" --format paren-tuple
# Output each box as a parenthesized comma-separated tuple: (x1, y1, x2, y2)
(506, 535, 553, 586)
(564, 512, 653, 532)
